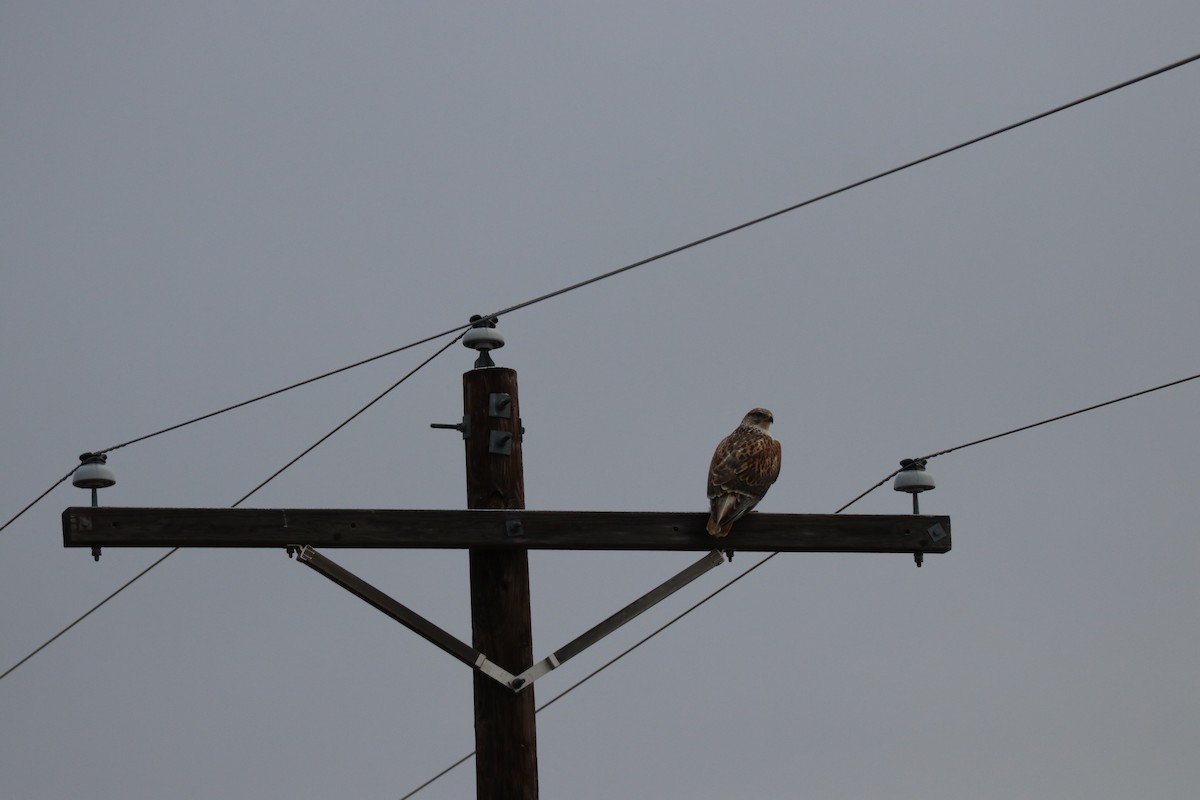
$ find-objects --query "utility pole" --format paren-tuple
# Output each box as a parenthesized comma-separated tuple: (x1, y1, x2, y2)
(462, 360, 538, 798)
(63, 320, 951, 800)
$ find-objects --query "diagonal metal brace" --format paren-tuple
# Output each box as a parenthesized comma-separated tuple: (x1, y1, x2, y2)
(288, 545, 519, 686)
(510, 549, 726, 691)
(288, 545, 725, 694)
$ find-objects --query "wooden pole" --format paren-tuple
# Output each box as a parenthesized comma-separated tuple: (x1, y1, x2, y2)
(463, 365, 538, 800)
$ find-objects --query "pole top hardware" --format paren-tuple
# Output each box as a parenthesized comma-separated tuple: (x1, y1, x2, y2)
(893, 458, 935, 494)
(73, 452, 116, 490)
(463, 314, 504, 368)
(431, 415, 471, 439)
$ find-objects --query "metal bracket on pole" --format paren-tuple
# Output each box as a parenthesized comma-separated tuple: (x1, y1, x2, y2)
(286, 545, 726, 694)
(430, 415, 471, 439)
(475, 654, 520, 688)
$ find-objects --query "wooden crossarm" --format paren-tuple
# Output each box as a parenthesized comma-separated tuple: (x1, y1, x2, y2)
(63, 507, 950, 554)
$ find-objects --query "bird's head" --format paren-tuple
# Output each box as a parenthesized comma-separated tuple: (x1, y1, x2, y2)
(742, 407, 775, 432)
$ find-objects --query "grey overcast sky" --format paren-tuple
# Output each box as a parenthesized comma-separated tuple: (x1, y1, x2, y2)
(3, 3, 1198, 799)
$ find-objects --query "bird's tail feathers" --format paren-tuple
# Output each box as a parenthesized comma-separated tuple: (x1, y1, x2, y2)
(706, 517, 732, 537)
(707, 494, 738, 537)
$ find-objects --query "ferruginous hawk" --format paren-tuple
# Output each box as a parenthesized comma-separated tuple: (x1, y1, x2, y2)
(706, 408, 782, 537)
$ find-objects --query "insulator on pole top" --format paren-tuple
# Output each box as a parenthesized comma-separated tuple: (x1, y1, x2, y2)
(462, 314, 505, 368)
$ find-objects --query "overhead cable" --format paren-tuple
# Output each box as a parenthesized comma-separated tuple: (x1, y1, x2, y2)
(0, 333, 466, 682)
(835, 371, 1200, 512)
(5, 50, 1195, 538)
(395, 367, 1200, 798)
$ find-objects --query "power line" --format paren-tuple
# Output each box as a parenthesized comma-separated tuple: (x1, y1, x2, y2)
(99, 329, 470, 459)
(919, 372, 1200, 461)
(5, 50, 1195, 539)
(0, 548, 178, 682)
(398, 550, 785, 800)
(475, 51, 1200, 323)
(835, 371, 1200, 512)
(0, 333, 466, 683)
(395, 368, 1200, 798)
(0, 328, 468, 534)
(0, 470, 75, 536)
(229, 331, 468, 507)
(5, 49, 1199, 682)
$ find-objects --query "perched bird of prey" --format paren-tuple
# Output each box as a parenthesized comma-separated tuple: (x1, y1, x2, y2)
(706, 408, 782, 538)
